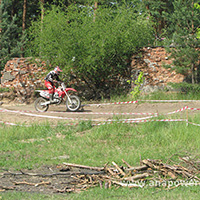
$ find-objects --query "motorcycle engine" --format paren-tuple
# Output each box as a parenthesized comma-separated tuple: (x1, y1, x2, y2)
(53, 92, 62, 104)
(54, 92, 59, 98)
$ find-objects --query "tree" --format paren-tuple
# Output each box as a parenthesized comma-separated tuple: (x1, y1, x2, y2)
(0, 0, 2, 35)
(21, 0, 27, 57)
(0, 0, 42, 69)
(165, 0, 200, 84)
(142, 0, 174, 38)
(0, 0, 24, 70)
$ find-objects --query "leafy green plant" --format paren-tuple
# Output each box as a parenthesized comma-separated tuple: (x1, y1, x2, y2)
(0, 86, 9, 93)
(194, 3, 200, 39)
(127, 71, 144, 100)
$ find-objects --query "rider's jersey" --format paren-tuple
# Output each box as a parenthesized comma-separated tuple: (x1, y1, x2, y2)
(44, 71, 61, 83)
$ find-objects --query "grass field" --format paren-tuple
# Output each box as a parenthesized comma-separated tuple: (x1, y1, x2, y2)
(1, 91, 200, 199)
(1, 115, 200, 199)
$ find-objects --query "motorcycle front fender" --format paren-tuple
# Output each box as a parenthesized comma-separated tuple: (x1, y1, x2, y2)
(65, 88, 77, 92)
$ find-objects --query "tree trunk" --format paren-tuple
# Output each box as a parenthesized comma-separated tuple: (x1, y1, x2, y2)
(11, 0, 18, 18)
(93, 2, 98, 22)
(0, 0, 2, 33)
(22, 0, 27, 32)
(41, 0, 45, 24)
(191, 63, 195, 84)
(197, 64, 200, 83)
(39, 0, 45, 56)
(21, 0, 27, 57)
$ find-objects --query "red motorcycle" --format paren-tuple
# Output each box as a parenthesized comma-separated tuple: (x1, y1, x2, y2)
(34, 82, 81, 112)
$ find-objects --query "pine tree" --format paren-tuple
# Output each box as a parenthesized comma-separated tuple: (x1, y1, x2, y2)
(142, 0, 174, 38)
(165, 0, 200, 84)
(0, 0, 24, 71)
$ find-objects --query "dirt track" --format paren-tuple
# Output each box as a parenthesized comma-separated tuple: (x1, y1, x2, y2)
(1, 100, 200, 125)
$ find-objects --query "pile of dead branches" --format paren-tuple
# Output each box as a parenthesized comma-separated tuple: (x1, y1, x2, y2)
(1, 155, 199, 194)
(60, 156, 200, 193)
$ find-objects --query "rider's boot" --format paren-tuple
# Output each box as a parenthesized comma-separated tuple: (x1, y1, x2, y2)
(49, 94, 54, 103)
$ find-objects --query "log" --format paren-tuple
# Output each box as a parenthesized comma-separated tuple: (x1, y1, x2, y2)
(63, 162, 104, 171)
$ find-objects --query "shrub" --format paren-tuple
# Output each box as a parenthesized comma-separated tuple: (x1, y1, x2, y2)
(29, 4, 154, 98)
(169, 82, 200, 94)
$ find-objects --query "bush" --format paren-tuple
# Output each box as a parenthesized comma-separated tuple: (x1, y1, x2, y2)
(29, 4, 154, 98)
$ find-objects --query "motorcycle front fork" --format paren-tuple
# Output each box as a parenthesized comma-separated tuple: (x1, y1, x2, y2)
(64, 92, 72, 104)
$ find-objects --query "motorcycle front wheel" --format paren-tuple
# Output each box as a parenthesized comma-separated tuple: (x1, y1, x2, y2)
(35, 97, 49, 112)
(66, 95, 81, 112)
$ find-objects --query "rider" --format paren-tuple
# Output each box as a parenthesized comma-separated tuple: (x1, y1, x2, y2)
(44, 66, 63, 102)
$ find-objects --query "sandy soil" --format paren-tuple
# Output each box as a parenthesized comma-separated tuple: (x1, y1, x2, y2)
(1, 100, 200, 125)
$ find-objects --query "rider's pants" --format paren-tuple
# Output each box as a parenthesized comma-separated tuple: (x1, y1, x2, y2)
(45, 80, 55, 94)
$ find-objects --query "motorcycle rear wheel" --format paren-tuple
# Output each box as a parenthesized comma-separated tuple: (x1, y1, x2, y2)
(35, 97, 49, 112)
(66, 95, 81, 112)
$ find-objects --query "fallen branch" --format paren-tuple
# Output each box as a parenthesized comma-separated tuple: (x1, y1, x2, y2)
(123, 173, 149, 181)
(2, 155, 200, 194)
(112, 161, 126, 176)
(63, 162, 104, 171)
(0, 185, 15, 190)
(126, 165, 148, 171)
(11, 170, 104, 177)
(179, 157, 200, 171)
(13, 181, 51, 187)
(122, 159, 132, 168)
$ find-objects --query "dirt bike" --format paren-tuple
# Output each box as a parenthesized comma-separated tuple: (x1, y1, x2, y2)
(34, 82, 81, 112)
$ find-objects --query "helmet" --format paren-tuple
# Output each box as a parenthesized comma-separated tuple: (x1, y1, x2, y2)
(54, 66, 62, 75)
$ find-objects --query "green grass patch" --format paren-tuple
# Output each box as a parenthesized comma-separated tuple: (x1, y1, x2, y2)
(139, 91, 200, 101)
(0, 116, 200, 199)
(1, 186, 200, 200)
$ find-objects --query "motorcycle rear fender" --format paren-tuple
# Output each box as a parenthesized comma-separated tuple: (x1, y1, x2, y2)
(35, 90, 49, 99)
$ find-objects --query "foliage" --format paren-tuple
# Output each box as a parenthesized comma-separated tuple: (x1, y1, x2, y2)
(169, 82, 200, 94)
(0, 0, 24, 71)
(0, 86, 9, 93)
(29, 4, 154, 97)
(164, 0, 200, 84)
(127, 71, 144, 100)
(0, 0, 88, 71)
(142, 0, 174, 37)
(197, 28, 200, 39)
(194, 2, 200, 39)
